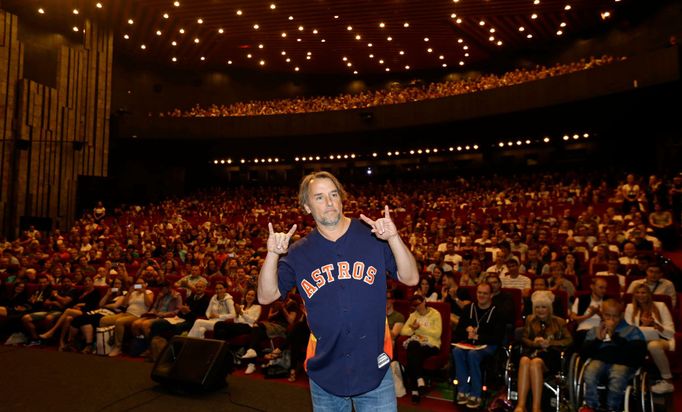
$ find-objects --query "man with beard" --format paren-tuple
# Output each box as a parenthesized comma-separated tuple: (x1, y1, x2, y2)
(258, 171, 419, 411)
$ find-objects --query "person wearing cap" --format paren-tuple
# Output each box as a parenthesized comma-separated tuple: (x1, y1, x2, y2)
(399, 294, 442, 403)
(514, 291, 572, 412)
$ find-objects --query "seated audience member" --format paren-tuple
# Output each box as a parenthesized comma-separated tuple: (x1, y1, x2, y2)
(547, 262, 576, 299)
(522, 277, 565, 318)
(399, 294, 443, 403)
(174, 265, 206, 295)
(485, 251, 509, 277)
(414, 277, 438, 302)
(22, 277, 78, 346)
(626, 264, 676, 307)
(99, 278, 154, 357)
(468, 258, 486, 284)
(569, 277, 607, 348)
(563, 252, 584, 279)
(149, 279, 210, 339)
(240, 294, 300, 375)
(213, 288, 262, 342)
(648, 202, 675, 249)
(624, 284, 675, 394)
(385, 289, 405, 342)
(71, 278, 127, 354)
(626, 254, 651, 278)
(523, 248, 544, 277)
(594, 255, 626, 291)
(130, 281, 182, 344)
(579, 300, 647, 412)
(618, 242, 639, 266)
(515, 291, 572, 412)
(500, 259, 531, 297)
(0, 281, 30, 333)
(188, 281, 235, 338)
(442, 282, 469, 332)
(452, 282, 506, 409)
(588, 244, 610, 275)
(38, 276, 100, 350)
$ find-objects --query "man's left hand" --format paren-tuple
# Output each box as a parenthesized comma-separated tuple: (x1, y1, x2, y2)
(360, 205, 398, 240)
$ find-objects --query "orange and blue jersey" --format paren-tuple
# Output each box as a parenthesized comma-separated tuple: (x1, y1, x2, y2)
(278, 219, 398, 396)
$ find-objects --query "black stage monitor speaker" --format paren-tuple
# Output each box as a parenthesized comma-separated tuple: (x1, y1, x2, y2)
(151, 336, 233, 392)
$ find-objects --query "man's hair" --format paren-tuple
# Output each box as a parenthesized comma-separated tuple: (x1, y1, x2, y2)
(601, 298, 623, 314)
(477, 282, 492, 294)
(298, 171, 347, 213)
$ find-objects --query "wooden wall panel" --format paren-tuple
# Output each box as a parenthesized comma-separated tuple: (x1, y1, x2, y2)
(0, 10, 113, 238)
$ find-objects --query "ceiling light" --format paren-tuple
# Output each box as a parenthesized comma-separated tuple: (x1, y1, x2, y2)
(347, 26, 353, 31)
(556, 30, 563, 35)
(282, 51, 287, 55)
(200, 56, 205, 61)
(379, 22, 385, 28)
(259, 60, 265, 66)
(465, 53, 469, 57)
(38, 8, 45, 14)
(197, 18, 203, 24)
(72, 26, 79, 32)
(368, 43, 373, 47)
(424, 37, 429, 42)
(297, 38, 301, 42)
(140, 44, 146, 49)
(247, 54, 252, 58)
(534, 0, 540, 4)
(519, 26, 525, 32)
(601, 11, 611, 19)
(525, 140, 531, 144)
(313, 29, 318, 34)
(564, 4, 572, 10)
(560, 22, 567, 27)
(385, 68, 390, 72)
(298, 26, 304, 31)
(563, 135, 569, 141)
(171, 41, 177, 46)
(387, 36, 392, 41)
(321, 39, 326, 42)
(369, 54, 374, 58)
(583, 133, 590, 138)
(489, 36, 495, 41)
(194, 38, 200, 43)
(353, 70, 358, 74)
(174, 1, 180, 7)
(156, 30, 162, 36)
(450, 13, 456, 19)
(307, 51, 312, 55)
(347, 62, 352, 67)
(379, 59, 384, 64)
(405, 65, 410, 69)
(399, 50, 404, 55)
(439, 55, 444, 60)
(270, 3, 276, 10)
(123, 34, 129, 39)
(227, 60, 233, 64)
(289, 16, 294, 20)
(427, 48, 432, 53)
(497, 40, 503, 46)
(456, 18, 462, 24)
(258, 44, 264, 49)
(334, 15, 339, 19)
(96, 3, 103, 9)
(172, 57, 177, 62)
(163, 13, 169, 19)
(236, 10, 242, 15)
(527, 34, 533, 38)
(218, 28, 224, 34)
(253, 24, 259, 29)
(179, 28, 185, 34)
(543, 137, 550, 143)
(294, 67, 299, 71)
(479, 20, 485, 26)
(403, 22, 409, 27)
(281, 32, 287, 37)
(531, 13, 538, 19)
(490, 28, 496, 33)
(73, 9, 79, 15)
(306, 56, 311, 60)
(355, 34, 361, 40)
(128, 19, 134, 24)
(285, 58, 291, 62)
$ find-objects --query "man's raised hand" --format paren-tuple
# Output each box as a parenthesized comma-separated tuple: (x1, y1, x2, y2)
(360, 205, 398, 240)
(267, 223, 297, 255)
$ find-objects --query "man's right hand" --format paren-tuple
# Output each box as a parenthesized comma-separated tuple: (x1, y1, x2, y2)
(267, 223, 297, 255)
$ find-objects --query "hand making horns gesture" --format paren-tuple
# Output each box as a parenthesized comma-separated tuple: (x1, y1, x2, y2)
(267, 223, 297, 255)
(360, 205, 398, 240)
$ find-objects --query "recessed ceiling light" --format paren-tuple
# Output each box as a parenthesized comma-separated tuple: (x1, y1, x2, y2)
(172, 57, 177, 62)
(560, 22, 567, 27)
(531, 13, 538, 19)
(128, 19, 134, 24)
(355, 34, 361, 40)
(295, 67, 300, 71)
(200, 56, 205, 61)
(247, 54, 252, 58)
(334, 15, 339, 19)
(564, 4, 572, 11)
(307, 51, 312, 55)
(439, 55, 444, 59)
(403, 22, 409, 28)
(72, 26, 79, 32)
(306, 56, 311, 60)
(424, 37, 429, 42)
(490, 28, 496, 33)
(96, 3, 103, 9)
(527, 33, 533, 38)
(405, 65, 410, 69)
(179, 28, 185, 34)
(387, 36, 392, 41)
(282, 51, 287, 55)
(227, 60, 233, 64)
(171, 41, 177, 46)
(556, 30, 563, 35)
(73, 9, 79, 15)
(194, 38, 200, 43)
(347, 62, 352, 67)
(497, 40, 503, 46)
(353, 70, 358, 74)
(140, 44, 146, 49)
(174, 1, 180, 7)
(285, 58, 291, 62)
(253, 24, 259, 29)
(379, 59, 384, 64)
(218, 28, 224, 34)
(297, 38, 301, 42)
(450, 13, 456, 18)
(281, 32, 287, 37)
(163, 13, 169, 19)
(347, 26, 353, 31)
(197, 18, 203, 24)
(368, 43, 373, 47)
(270, 4, 276, 10)
(258, 44, 264, 49)
(259, 60, 265, 65)
(288, 16, 294, 20)
(321, 39, 326, 42)
(427, 48, 432, 53)
(312, 29, 318, 34)
(38, 8, 45, 14)
(123, 34, 129, 39)
(479, 20, 485, 26)
(298, 26, 304, 31)
(379, 22, 385, 28)
(456, 18, 462, 24)
(369, 54, 374, 58)
(519, 26, 525, 32)
(385, 68, 390, 72)
(458, 38, 463, 43)
(156, 30, 162, 36)
(399, 50, 404, 55)
(236, 10, 242, 15)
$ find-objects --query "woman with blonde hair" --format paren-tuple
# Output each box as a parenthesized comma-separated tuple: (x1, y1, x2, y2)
(515, 291, 572, 412)
(624, 284, 675, 394)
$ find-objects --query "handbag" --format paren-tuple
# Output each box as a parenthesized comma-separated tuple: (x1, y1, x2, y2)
(96, 325, 115, 355)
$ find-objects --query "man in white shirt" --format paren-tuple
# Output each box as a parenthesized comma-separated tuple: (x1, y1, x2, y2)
(499, 259, 531, 297)
(570, 277, 608, 347)
(595, 256, 626, 290)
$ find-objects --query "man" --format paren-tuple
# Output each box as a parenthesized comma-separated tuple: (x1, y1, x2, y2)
(485, 272, 515, 329)
(579, 299, 647, 412)
(569, 277, 608, 348)
(595, 255, 626, 291)
(499, 259, 531, 297)
(258, 171, 419, 411)
(386, 290, 404, 341)
(451, 282, 506, 409)
(626, 264, 676, 306)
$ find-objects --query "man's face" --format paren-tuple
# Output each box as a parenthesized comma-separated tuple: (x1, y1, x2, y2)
(602, 305, 622, 330)
(486, 276, 501, 293)
(646, 267, 662, 282)
(592, 279, 607, 298)
(476, 284, 492, 306)
(623, 243, 636, 257)
(507, 261, 519, 275)
(39, 278, 49, 289)
(194, 282, 206, 294)
(305, 178, 343, 227)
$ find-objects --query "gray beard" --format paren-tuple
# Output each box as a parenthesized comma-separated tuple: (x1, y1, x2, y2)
(317, 213, 341, 227)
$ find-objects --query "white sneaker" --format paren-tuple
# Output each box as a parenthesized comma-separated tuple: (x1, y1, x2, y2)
(242, 348, 258, 359)
(650, 380, 674, 394)
(245, 363, 256, 375)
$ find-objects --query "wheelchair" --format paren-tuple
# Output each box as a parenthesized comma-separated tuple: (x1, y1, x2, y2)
(504, 341, 572, 412)
(568, 353, 654, 412)
(451, 343, 512, 407)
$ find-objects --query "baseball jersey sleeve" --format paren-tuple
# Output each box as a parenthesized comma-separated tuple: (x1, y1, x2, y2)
(277, 258, 297, 300)
(383, 241, 398, 280)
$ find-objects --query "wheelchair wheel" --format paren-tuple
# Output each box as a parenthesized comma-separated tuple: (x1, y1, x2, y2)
(566, 352, 581, 409)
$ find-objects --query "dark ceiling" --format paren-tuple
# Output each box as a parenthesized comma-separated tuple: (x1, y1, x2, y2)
(3, 0, 649, 75)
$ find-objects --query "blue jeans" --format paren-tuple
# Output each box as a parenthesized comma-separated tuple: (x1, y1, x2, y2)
(583, 359, 636, 411)
(452, 345, 498, 398)
(309, 368, 396, 412)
